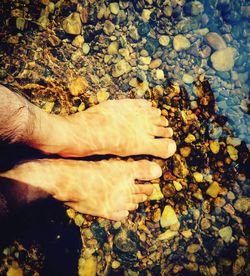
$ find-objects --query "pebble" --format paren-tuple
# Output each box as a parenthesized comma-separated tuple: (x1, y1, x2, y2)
(112, 60, 131, 77)
(210, 47, 236, 71)
(97, 89, 110, 103)
(226, 145, 238, 161)
(109, 3, 120, 15)
(149, 59, 162, 69)
(200, 218, 211, 230)
(219, 226, 232, 243)
(103, 20, 115, 35)
(129, 26, 140, 41)
(160, 205, 179, 228)
(184, 1, 204, 16)
(187, 244, 201, 254)
(141, 9, 151, 22)
(139, 56, 151, 65)
(72, 35, 84, 48)
(7, 267, 23, 276)
(173, 181, 182, 191)
(206, 181, 221, 198)
(181, 229, 192, 238)
(158, 230, 178, 241)
(74, 214, 84, 227)
(155, 69, 165, 80)
(193, 172, 203, 182)
(149, 184, 164, 201)
(234, 197, 250, 214)
(180, 146, 191, 157)
(78, 256, 97, 276)
(82, 43, 90, 55)
(184, 133, 196, 143)
(107, 41, 119, 55)
(173, 154, 189, 178)
(210, 141, 220, 154)
(111, 260, 121, 269)
(68, 76, 88, 96)
(159, 35, 170, 46)
(173, 35, 191, 52)
(226, 137, 241, 147)
(62, 12, 82, 35)
(182, 74, 194, 84)
(205, 32, 227, 50)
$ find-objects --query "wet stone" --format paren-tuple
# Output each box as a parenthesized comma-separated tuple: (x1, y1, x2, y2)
(205, 32, 227, 50)
(173, 35, 191, 52)
(219, 226, 232, 243)
(63, 12, 82, 35)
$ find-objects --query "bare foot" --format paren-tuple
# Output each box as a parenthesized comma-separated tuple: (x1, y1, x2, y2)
(0, 159, 162, 221)
(32, 99, 176, 158)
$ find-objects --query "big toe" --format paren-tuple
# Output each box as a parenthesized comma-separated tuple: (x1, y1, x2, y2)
(130, 160, 162, 180)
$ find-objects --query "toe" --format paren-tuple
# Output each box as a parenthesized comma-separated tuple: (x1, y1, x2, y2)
(150, 126, 173, 138)
(155, 116, 169, 127)
(130, 160, 162, 180)
(109, 210, 129, 221)
(131, 194, 148, 204)
(126, 203, 139, 211)
(149, 138, 177, 159)
(133, 184, 154, 196)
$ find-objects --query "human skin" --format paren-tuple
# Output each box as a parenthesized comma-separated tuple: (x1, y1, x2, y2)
(0, 159, 162, 221)
(0, 85, 176, 220)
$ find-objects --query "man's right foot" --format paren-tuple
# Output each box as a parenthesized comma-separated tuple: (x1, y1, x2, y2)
(1, 159, 162, 221)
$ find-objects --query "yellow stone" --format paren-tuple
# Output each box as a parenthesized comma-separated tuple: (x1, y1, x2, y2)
(173, 181, 182, 191)
(158, 229, 178, 241)
(78, 102, 85, 112)
(78, 256, 97, 276)
(107, 41, 119, 55)
(139, 56, 152, 65)
(97, 89, 110, 103)
(149, 58, 162, 69)
(149, 184, 164, 201)
(111, 260, 121, 269)
(193, 172, 203, 183)
(74, 214, 84, 227)
(206, 181, 221, 198)
(210, 141, 220, 154)
(62, 12, 82, 35)
(159, 35, 170, 46)
(160, 205, 179, 228)
(7, 267, 23, 276)
(68, 76, 88, 96)
(43, 101, 54, 113)
(66, 208, 76, 219)
(193, 189, 203, 200)
(180, 146, 191, 157)
(184, 133, 196, 143)
(227, 145, 238, 161)
(181, 229, 192, 238)
(72, 35, 84, 48)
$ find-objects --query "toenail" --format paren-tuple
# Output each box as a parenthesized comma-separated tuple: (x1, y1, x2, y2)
(168, 128, 173, 136)
(143, 195, 148, 201)
(151, 163, 162, 178)
(169, 140, 177, 154)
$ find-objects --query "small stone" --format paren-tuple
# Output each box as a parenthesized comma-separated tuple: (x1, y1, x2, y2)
(155, 69, 165, 80)
(173, 181, 182, 191)
(82, 43, 90, 55)
(173, 35, 191, 52)
(74, 214, 84, 227)
(184, 133, 196, 143)
(63, 12, 82, 35)
(160, 205, 179, 228)
(200, 218, 211, 230)
(233, 256, 245, 275)
(97, 89, 110, 103)
(239, 237, 248, 247)
(78, 256, 97, 276)
(103, 20, 115, 35)
(187, 244, 201, 254)
(129, 26, 140, 41)
(149, 184, 164, 201)
(193, 189, 203, 200)
(193, 172, 203, 182)
(205, 32, 227, 50)
(107, 41, 119, 55)
(48, 35, 61, 46)
(206, 181, 221, 198)
(163, 6, 172, 17)
(7, 267, 23, 276)
(43, 102, 54, 113)
(66, 208, 76, 219)
(181, 229, 192, 238)
(173, 154, 189, 178)
(226, 137, 241, 147)
(72, 35, 84, 48)
(112, 60, 132, 77)
(109, 3, 120, 15)
(159, 35, 170, 46)
(234, 197, 250, 214)
(158, 229, 178, 241)
(141, 9, 151, 22)
(219, 226, 232, 243)
(149, 59, 162, 69)
(180, 146, 191, 157)
(162, 184, 176, 198)
(210, 141, 220, 154)
(111, 260, 121, 269)
(211, 47, 236, 72)
(139, 56, 151, 65)
(182, 74, 194, 84)
(184, 1, 204, 16)
(227, 145, 238, 161)
(68, 76, 88, 96)
(153, 208, 161, 222)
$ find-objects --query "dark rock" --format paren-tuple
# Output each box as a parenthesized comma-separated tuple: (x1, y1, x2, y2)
(90, 221, 108, 246)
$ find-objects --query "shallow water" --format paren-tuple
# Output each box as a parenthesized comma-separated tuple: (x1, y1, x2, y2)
(0, 0, 250, 275)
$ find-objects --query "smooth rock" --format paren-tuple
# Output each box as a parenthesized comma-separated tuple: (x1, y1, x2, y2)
(155, 69, 165, 80)
(63, 12, 82, 35)
(97, 89, 110, 103)
(107, 41, 119, 55)
(68, 76, 88, 96)
(72, 35, 84, 48)
(129, 26, 140, 41)
(211, 47, 236, 71)
(193, 172, 203, 182)
(82, 43, 90, 55)
(205, 32, 227, 50)
(158, 230, 178, 241)
(141, 9, 151, 22)
(78, 256, 97, 276)
(149, 59, 162, 69)
(234, 197, 250, 214)
(173, 35, 191, 51)
(112, 60, 131, 77)
(210, 141, 220, 154)
(182, 74, 194, 84)
(219, 226, 232, 242)
(227, 145, 238, 161)
(206, 181, 221, 198)
(149, 184, 164, 200)
(184, 133, 196, 143)
(187, 244, 201, 253)
(109, 3, 120, 14)
(160, 205, 179, 228)
(103, 20, 115, 35)
(173, 181, 182, 191)
(184, 1, 204, 16)
(159, 35, 170, 46)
